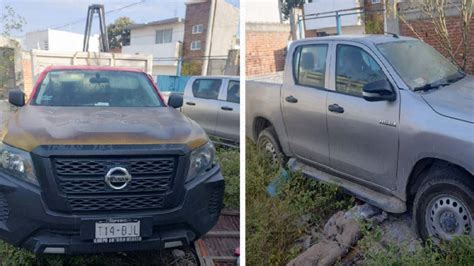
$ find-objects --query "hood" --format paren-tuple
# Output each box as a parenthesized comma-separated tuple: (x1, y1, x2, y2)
(1, 106, 208, 152)
(421, 75, 474, 123)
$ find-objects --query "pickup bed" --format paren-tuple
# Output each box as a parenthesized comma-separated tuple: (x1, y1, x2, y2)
(0, 66, 224, 254)
(247, 35, 473, 242)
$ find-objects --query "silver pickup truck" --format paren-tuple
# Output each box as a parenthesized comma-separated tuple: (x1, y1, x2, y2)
(180, 76, 240, 144)
(246, 35, 473, 242)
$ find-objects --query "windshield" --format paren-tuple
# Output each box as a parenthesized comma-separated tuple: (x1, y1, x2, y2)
(376, 40, 461, 90)
(32, 70, 164, 107)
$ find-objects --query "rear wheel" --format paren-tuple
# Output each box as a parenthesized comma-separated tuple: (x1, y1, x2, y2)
(413, 166, 473, 242)
(256, 127, 286, 166)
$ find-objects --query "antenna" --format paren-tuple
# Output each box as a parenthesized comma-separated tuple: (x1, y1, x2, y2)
(384, 32, 399, 38)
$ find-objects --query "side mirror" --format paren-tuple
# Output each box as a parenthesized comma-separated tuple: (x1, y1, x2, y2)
(168, 93, 183, 108)
(362, 79, 396, 102)
(8, 89, 25, 107)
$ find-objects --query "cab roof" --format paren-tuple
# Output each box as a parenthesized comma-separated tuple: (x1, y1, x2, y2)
(294, 34, 417, 45)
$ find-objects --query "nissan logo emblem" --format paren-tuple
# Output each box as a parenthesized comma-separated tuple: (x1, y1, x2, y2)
(105, 167, 132, 190)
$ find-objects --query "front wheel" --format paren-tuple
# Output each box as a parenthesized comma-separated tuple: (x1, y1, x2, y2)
(413, 166, 473, 242)
(256, 127, 286, 166)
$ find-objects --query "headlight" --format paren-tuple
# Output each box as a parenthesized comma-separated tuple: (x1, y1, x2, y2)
(0, 143, 38, 186)
(186, 141, 215, 183)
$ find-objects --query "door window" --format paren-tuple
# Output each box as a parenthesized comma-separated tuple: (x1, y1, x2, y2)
(226, 80, 240, 103)
(336, 45, 386, 96)
(192, 79, 221, 100)
(293, 44, 328, 88)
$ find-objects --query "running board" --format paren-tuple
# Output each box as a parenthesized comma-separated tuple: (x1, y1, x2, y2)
(288, 158, 406, 213)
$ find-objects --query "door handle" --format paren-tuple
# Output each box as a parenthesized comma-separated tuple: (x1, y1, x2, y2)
(221, 106, 233, 111)
(328, 104, 344, 113)
(186, 102, 196, 106)
(285, 95, 298, 103)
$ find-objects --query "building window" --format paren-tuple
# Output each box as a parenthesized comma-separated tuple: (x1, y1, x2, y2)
(155, 29, 173, 44)
(44, 40, 49, 50)
(192, 24, 203, 34)
(371, 0, 381, 3)
(191, 41, 201, 50)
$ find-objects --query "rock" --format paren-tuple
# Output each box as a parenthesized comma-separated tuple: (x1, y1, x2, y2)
(288, 210, 362, 266)
(295, 235, 312, 251)
(287, 239, 342, 266)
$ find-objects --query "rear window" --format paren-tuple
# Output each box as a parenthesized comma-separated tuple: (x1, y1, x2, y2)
(32, 70, 164, 107)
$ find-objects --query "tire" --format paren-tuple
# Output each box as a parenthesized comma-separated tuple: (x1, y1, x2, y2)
(256, 127, 287, 166)
(413, 166, 474, 242)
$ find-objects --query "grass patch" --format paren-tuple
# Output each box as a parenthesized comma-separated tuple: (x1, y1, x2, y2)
(0, 146, 239, 265)
(358, 223, 474, 265)
(216, 146, 240, 210)
(246, 140, 353, 265)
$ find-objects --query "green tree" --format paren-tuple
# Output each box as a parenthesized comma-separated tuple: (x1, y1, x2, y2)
(281, 0, 306, 20)
(0, 5, 25, 93)
(107, 17, 134, 49)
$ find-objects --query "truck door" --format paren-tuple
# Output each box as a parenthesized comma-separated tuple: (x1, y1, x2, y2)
(281, 43, 330, 165)
(215, 79, 240, 141)
(182, 78, 221, 136)
(326, 43, 400, 190)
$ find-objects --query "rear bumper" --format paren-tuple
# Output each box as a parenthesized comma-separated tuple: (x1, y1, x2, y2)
(0, 165, 224, 254)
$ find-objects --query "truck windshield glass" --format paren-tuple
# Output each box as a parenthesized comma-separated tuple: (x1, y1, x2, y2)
(32, 70, 164, 107)
(377, 41, 462, 90)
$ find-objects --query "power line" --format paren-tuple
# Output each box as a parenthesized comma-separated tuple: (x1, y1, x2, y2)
(54, 0, 145, 30)
(16, 0, 145, 37)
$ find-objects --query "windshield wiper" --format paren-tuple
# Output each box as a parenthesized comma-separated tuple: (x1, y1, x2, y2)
(446, 71, 466, 83)
(413, 80, 450, 91)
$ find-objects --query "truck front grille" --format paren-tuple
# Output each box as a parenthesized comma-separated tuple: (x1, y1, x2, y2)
(52, 156, 177, 212)
(68, 195, 165, 212)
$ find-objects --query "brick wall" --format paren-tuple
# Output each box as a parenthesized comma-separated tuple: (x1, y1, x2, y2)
(21, 58, 33, 97)
(400, 16, 474, 74)
(246, 23, 291, 76)
(183, 1, 211, 60)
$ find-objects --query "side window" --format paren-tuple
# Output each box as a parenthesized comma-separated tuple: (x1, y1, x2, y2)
(335, 45, 386, 96)
(293, 44, 328, 88)
(227, 80, 240, 103)
(192, 79, 221, 100)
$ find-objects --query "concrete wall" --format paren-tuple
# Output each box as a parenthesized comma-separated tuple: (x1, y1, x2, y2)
(209, 0, 239, 57)
(128, 22, 184, 46)
(25, 29, 99, 52)
(122, 22, 184, 74)
(246, 0, 281, 23)
(246, 22, 291, 76)
(152, 65, 178, 75)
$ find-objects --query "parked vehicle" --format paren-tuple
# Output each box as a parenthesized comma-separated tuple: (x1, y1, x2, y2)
(0, 66, 224, 254)
(181, 76, 240, 144)
(246, 35, 473, 242)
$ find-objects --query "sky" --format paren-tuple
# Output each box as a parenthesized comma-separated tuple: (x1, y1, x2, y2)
(2, 0, 239, 38)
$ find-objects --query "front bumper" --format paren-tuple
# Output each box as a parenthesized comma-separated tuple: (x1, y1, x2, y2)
(0, 165, 224, 254)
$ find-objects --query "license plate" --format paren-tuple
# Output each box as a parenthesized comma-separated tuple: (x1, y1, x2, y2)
(94, 219, 141, 243)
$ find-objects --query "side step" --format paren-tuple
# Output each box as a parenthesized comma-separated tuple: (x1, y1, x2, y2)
(288, 158, 406, 213)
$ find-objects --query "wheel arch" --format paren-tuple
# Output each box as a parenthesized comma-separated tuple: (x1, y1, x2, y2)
(405, 157, 473, 205)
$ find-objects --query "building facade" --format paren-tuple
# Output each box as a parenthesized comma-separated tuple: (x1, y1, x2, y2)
(183, 0, 239, 75)
(25, 29, 100, 52)
(122, 18, 184, 76)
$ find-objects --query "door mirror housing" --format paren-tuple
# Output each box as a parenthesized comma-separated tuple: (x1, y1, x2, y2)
(362, 79, 396, 102)
(168, 93, 183, 108)
(8, 89, 26, 107)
